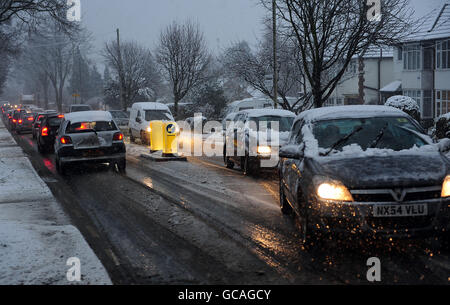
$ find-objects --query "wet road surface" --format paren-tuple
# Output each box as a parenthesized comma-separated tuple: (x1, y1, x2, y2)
(10, 131, 450, 284)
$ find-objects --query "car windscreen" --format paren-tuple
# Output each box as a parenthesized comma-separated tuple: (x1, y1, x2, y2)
(145, 110, 173, 121)
(66, 121, 118, 134)
(312, 117, 427, 152)
(249, 116, 294, 132)
(110, 111, 128, 119)
(48, 117, 63, 127)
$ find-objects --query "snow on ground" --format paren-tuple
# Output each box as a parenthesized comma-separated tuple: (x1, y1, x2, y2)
(0, 119, 111, 285)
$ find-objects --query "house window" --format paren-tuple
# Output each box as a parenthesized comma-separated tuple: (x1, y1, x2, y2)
(398, 46, 403, 61)
(423, 46, 434, 70)
(403, 45, 421, 70)
(436, 40, 450, 69)
(423, 90, 433, 118)
(436, 90, 450, 117)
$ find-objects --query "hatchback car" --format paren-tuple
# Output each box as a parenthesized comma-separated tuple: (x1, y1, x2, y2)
(279, 106, 450, 248)
(224, 109, 296, 175)
(9, 109, 27, 131)
(37, 114, 65, 153)
(16, 112, 36, 134)
(54, 111, 126, 175)
(32, 111, 58, 139)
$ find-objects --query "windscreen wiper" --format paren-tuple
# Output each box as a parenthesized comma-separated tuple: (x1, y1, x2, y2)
(324, 126, 364, 156)
(369, 123, 389, 148)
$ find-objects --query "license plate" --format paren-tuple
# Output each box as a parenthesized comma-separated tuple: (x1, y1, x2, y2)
(373, 204, 428, 217)
(83, 150, 103, 157)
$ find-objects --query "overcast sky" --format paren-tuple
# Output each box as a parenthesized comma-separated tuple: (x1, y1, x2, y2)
(81, 0, 446, 64)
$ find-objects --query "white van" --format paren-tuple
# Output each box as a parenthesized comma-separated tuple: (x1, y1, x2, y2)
(128, 102, 174, 144)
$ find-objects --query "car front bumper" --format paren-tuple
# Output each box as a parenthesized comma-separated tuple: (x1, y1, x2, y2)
(308, 197, 450, 239)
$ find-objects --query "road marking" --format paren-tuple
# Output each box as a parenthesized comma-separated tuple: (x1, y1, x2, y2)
(106, 248, 121, 266)
(86, 225, 100, 239)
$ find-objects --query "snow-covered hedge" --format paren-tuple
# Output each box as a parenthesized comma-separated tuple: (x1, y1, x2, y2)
(385, 95, 420, 121)
(433, 113, 450, 139)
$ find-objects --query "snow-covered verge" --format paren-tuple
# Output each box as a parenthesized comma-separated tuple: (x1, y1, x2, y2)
(0, 120, 111, 285)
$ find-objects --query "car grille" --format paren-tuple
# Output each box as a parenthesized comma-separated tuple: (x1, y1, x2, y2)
(351, 186, 441, 203)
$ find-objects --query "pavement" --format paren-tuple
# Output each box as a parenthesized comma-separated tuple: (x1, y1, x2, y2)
(0, 118, 111, 285)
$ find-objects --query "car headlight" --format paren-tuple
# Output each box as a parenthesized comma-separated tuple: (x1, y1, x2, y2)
(146, 127, 152, 133)
(442, 175, 450, 197)
(316, 180, 353, 202)
(257, 146, 271, 155)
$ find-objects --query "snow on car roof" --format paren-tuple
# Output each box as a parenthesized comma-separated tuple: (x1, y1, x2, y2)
(64, 111, 113, 123)
(295, 105, 408, 124)
(133, 102, 170, 111)
(241, 108, 296, 118)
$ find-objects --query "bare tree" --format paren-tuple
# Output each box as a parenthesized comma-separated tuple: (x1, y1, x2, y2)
(103, 40, 160, 110)
(0, 0, 70, 27)
(223, 33, 308, 112)
(20, 22, 88, 111)
(156, 20, 211, 118)
(265, 0, 417, 108)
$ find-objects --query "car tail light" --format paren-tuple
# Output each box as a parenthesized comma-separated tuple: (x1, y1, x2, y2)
(18, 119, 23, 124)
(60, 136, 72, 145)
(12, 119, 17, 123)
(58, 114, 64, 118)
(27, 117, 34, 121)
(41, 127, 48, 137)
(113, 132, 124, 141)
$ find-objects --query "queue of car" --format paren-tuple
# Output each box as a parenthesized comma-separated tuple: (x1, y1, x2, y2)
(3, 101, 449, 249)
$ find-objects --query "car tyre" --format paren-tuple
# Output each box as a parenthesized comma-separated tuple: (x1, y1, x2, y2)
(294, 197, 318, 251)
(37, 141, 45, 154)
(130, 130, 135, 143)
(279, 183, 293, 215)
(117, 158, 126, 174)
(56, 155, 67, 176)
(243, 155, 255, 176)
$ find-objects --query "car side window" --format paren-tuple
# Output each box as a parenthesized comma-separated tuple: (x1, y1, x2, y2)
(290, 120, 304, 144)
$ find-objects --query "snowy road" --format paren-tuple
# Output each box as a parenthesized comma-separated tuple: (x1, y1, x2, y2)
(10, 132, 450, 284)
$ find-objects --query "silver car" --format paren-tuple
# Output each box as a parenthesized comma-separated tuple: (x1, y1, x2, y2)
(54, 111, 126, 175)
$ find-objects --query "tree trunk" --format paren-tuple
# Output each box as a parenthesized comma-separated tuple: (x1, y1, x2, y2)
(173, 95, 179, 119)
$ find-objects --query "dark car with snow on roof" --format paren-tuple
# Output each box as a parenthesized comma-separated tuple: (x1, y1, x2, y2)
(279, 105, 450, 249)
(54, 111, 126, 175)
(224, 108, 296, 175)
(37, 113, 65, 154)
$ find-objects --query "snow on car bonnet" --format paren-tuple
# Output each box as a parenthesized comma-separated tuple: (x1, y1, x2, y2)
(64, 111, 113, 124)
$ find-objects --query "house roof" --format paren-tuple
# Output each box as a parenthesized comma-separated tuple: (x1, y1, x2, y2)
(403, 2, 450, 42)
(380, 80, 402, 93)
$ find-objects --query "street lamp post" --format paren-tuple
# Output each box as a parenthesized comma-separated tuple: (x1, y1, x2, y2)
(272, 0, 278, 109)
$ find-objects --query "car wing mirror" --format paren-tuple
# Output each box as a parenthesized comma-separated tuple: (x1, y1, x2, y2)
(136, 117, 141, 123)
(279, 144, 304, 159)
(438, 138, 450, 153)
